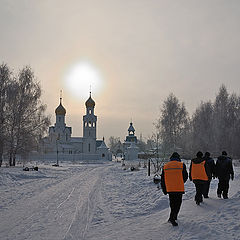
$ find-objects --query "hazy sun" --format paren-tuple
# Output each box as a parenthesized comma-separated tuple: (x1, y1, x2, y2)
(64, 61, 103, 99)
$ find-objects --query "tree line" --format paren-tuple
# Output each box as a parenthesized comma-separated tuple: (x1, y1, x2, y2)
(0, 63, 50, 167)
(108, 85, 240, 159)
(156, 85, 240, 158)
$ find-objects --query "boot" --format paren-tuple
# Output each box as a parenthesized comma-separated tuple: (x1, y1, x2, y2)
(168, 219, 178, 226)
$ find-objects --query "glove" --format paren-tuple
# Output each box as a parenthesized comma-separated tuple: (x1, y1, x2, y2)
(231, 175, 234, 181)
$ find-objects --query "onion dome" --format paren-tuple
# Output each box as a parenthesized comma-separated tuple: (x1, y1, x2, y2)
(55, 98, 66, 115)
(128, 122, 135, 132)
(85, 92, 95, 108)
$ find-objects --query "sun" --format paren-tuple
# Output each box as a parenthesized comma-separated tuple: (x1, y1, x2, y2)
(63, 61, 103, 99)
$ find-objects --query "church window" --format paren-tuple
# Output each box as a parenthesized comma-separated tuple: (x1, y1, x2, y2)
(84, 121, 87, 127)
(88, 143, 90, 152)
(89, 109, 92, 114)
(93, 122, 95, 127)
(102, 153, 105, 158)
(88, 121, 92, 127)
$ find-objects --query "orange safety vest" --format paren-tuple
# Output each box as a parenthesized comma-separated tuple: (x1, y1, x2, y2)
(191, 161, 208, 181)
(163, 161, 184, 192)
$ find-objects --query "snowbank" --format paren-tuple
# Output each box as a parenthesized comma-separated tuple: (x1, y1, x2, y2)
(0, 161, 239, 240)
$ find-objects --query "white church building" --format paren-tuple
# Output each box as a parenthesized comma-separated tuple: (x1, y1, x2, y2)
(40, 93, 112, 162)
(123, 122, 139, 161)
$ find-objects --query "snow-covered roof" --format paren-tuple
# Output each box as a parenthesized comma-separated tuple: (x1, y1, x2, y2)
(127, 142, 139, 149)
(59, 144, 74, 149)
(70, 137, 83, 143)
(97, 140, 108, 149)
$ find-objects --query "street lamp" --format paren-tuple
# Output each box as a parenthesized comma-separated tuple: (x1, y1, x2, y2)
(56, 136, 60, 166)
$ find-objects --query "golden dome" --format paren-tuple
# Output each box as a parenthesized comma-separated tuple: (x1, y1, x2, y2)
(55, 98, 66, 115)
(85, 92, 95, 108)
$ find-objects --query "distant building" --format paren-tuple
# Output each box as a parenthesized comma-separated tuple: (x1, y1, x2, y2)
(40, 93, 112, 161)
(123, 122, 139, 160)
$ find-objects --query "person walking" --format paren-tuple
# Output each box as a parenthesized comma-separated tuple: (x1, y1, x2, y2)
(215, 151, 234, 199)
(161, 152, 188, 226)
(202, 152, 216, 198)
(189, 151, 211, 205)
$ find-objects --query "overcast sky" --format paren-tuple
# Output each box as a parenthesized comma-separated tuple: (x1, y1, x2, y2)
(1, 0, 240, 142)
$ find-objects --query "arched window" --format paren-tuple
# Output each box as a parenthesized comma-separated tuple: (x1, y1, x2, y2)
(102, 153, 105, 158)
(88, 143, 91, 152)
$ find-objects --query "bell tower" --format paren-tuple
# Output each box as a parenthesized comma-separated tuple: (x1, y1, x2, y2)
(83, 92, 97, 153)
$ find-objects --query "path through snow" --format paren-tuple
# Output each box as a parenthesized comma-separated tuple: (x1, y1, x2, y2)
(0, 162, 240, 240)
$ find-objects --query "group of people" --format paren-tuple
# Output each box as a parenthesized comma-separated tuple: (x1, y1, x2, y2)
(160, 151, 234, 227)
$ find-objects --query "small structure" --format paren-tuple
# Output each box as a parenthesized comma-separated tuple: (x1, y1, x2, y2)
(123, 122, 139, 160)
(97, 137, 112, 161)
(125, 142, 139, 161)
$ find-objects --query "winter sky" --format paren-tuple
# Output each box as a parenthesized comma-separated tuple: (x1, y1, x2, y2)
(1, 0, 240, 141)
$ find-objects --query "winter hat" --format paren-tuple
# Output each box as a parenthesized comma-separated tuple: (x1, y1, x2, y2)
(222, 151, 227, 156)
(196, 151, 203, 158)
(171, 152, 180, 159)
(205, 152, 210, 157)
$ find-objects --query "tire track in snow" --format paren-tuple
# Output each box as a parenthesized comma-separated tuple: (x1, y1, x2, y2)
(57, 187, 75, 209)
(0, 165, 99, 240)
(63, 165, 109, 240)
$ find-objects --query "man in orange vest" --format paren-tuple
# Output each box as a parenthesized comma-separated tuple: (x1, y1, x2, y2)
(161, 152, 188, 226)
(190, 151, 211, 205)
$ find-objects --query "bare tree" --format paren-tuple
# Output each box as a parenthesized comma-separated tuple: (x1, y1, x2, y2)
(0, 63, 12, 167)
(108, 136, 122, 155)
(155, 93, 189, 155)
(220, 92, 240, 157)
(191, 101, 214, 153)
(4, 66, 50, 166)
(212, 85, 231, 154)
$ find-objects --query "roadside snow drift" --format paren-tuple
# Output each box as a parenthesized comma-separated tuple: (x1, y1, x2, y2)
(0, 161, 240, 240)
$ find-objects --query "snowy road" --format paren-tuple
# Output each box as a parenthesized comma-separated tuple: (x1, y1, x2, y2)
(1, 162, 240, 240)
(0, 164, 111, 240)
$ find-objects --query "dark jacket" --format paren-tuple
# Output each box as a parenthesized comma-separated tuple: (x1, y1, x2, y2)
(189, 157, 211, 184)
(215, 155, 234, 180)
(160, 157, 188, 195)
(203, 156, 216, 179)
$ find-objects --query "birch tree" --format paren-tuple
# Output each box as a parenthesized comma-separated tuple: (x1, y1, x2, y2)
(4, 66, 50, 166)
(156, 93, 189, 155)
(0, 63, 11, 167)
(191, 101, 214, 153)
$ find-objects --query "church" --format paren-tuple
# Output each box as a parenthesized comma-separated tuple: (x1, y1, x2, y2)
(40, 93, 112, 162)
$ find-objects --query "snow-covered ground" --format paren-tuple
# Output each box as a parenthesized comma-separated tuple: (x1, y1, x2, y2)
(0, 160, 240, 240)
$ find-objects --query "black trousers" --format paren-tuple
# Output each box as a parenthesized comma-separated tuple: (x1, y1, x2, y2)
(169, 193, 183, 220)
(217, 178, 230, 198)
(194, 183, 204, 203)
(203, 181, 210, 197)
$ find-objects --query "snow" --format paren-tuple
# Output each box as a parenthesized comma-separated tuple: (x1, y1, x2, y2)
(0, 161, 240, 240)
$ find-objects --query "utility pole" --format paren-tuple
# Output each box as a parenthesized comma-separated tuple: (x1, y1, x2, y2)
(156, 133, 159, 171)
(56, 136, 60, 166)
(148, 159, 150, 176)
